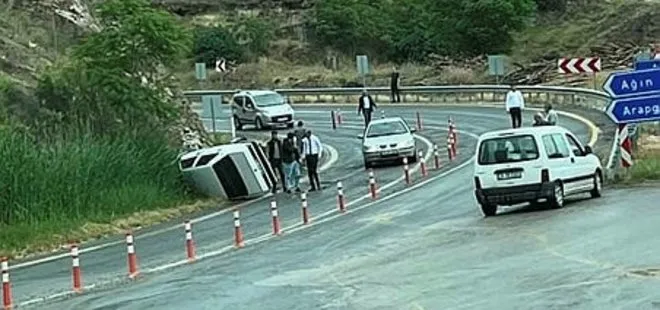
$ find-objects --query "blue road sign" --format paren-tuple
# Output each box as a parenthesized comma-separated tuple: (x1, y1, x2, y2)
(603, 68, 660, 97)
(606, 95, 660, 123)
(635, 59, 660, 70)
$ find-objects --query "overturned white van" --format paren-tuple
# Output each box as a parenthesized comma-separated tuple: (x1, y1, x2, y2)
(179, 141, 276, 200)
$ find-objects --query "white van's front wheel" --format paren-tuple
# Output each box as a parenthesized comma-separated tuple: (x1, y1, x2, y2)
(549, 182, 564, 209)
(590, 172, 602, 198)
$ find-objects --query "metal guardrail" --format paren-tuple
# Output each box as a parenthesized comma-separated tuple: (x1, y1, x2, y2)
(183, 85, 611, 108)
(183, 85, 617, 174)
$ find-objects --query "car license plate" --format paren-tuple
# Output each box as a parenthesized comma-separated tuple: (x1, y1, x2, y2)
(497, 171, 522, 180)
(381, 150, 398, 156)
(278, 117, 288, 121)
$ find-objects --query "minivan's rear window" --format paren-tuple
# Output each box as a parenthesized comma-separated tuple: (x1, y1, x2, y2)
(478, 134, 539, 165)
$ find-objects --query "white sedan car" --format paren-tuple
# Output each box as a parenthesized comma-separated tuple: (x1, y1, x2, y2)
(358, 117, 417, 168)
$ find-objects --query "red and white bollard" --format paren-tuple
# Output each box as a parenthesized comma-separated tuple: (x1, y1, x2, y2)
(125, 232, 139, 279)
(270, 199, 281, 235)
(418, 150, 427, 177)
(337, 181, 346, 213)
(433, 144, 441, 169)
(368, 169, 378, 199)
(380, 110, 385, 119)
(71, 245, 82, 293)
(336, 108, 343, 124)
(301, 192, 310, 225)
(403, 157, 411, 185)
(2, 257, 12, 310)
(233, 209, 244, 248)
(450, 118, 459, 150)
(184, 220, 196, 262)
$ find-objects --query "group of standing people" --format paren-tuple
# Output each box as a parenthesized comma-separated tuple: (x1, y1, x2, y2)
(505, 84, 558, 128)
(266, 121, 322, 194)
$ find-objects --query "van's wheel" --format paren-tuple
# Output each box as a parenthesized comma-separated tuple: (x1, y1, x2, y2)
(549, 181, 564, 209)
(233, 116, 243, 130)
(590, 171, 602, 198)
(255, 117, 264, 130)
(480, 203, 497, 217)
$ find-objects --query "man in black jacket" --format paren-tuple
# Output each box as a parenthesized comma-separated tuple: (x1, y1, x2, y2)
(266, 130, 286, 193)
(357, 89, 377, 126)
(390, 67, 401, 103)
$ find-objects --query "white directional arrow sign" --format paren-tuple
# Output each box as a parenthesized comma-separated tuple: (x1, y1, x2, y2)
(215, 59, 226, 73)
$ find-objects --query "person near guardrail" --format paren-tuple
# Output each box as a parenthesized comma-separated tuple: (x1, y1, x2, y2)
(267, 130, 287, 193)
(505, 84, 525, 128)
(282, 132, 302, 194)
(544, 103, 558, 125)
(358, 89, 377, 127)
(302, 130, 322, 192)
(390, 67, 401, 103)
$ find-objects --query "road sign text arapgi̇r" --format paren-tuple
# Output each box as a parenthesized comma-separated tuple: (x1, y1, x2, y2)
(606, 95, 660, 123)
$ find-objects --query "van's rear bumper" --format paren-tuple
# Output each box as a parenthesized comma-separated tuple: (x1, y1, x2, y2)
(475, 182, 555, 205)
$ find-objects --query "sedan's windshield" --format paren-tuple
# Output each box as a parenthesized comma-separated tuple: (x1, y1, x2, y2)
(366, 121, 409, 138)
(478, 134, 539, 165)
(253, 94, 285, 107)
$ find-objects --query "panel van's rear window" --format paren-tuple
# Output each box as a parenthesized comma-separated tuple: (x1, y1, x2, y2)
(478, 134, 539, 165)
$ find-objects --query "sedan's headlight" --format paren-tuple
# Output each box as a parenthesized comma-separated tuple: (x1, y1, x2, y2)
(401, 139, 414, 147)
(363, 145, 376, 152)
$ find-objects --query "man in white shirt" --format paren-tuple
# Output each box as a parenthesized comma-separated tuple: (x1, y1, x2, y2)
(505, 84, 525, 128)
(358, 89, 377, 127)
(301, 130, 322, 191)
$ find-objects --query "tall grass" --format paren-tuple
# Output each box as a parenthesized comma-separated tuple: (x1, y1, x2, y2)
(0, 125, 192, 253)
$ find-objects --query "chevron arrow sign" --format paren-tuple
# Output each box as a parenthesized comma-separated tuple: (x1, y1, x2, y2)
(557, 57, 602, 74)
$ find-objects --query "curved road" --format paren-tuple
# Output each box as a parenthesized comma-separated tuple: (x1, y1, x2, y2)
(9, 105, 657, 309)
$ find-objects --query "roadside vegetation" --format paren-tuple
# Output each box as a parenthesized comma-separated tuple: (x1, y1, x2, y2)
(0, 0, 223, 258)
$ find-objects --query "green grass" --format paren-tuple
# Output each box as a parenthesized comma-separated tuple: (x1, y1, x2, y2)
(0, 126, 229, 258)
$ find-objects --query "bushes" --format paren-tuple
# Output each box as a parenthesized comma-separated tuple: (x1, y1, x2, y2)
(0, 127, 187, 226)
(308, 0, 536, 61)
(192, 16, 275, 65)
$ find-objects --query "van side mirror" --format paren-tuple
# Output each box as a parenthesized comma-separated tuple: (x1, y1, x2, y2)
(357, 134, 364, 139)
(584, 145, 593, 154)
(410, 128, 417, 133)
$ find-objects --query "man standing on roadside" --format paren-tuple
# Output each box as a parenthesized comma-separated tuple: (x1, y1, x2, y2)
(282, 132, 302, 193)
(390, 67, 401, 103)
(358, 89, 377, 127)
(301, 130, 322, 192)
(266, 130, 286, 193)
(505, 84, 525, 128)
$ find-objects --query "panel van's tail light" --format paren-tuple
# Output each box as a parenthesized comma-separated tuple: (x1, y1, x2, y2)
(541, 169, 550, 183)
(474, 176, 482, 189)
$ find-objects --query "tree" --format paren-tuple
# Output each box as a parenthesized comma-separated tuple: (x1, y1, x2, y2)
(193, 26, 245, 65)
(36, 0, 191, 135)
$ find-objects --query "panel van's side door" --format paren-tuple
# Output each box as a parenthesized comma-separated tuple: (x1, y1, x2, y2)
(541, 133, 579, 194)
(564, 133, 595, 192)
(243, 96, 258, 123)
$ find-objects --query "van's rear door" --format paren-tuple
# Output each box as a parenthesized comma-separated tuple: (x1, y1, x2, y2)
(475, 134, 542, 188)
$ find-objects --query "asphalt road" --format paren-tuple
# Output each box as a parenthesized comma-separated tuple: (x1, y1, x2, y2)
(11, 105, 651, 310)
